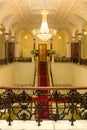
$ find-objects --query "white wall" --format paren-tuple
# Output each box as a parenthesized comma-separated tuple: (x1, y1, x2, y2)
(0, 63, 35, 86)
(52, 63, 87, 86)
(0, 62, 87, 87)
(13, 63, 34, 85)
(51, 63, 72, 85)
(18, 30, 67, 57)
(0, 64, 14, 86)
(72, 64, 87, 86)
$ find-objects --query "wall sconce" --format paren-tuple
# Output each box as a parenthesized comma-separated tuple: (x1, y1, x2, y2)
(24, 36, 28, 39)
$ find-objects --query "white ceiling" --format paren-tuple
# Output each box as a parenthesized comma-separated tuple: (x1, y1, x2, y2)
(0, 0, 87, 35)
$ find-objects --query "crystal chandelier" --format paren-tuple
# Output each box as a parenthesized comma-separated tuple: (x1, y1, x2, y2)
(32, 10, 56, 41)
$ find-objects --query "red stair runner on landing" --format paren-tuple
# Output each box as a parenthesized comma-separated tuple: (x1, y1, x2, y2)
(38, 61, 49, 87)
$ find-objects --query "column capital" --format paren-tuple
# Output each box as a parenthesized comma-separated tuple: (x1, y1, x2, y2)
(77, 29, 83, 41)
(71, 36, 75, 43)
(11, 35, 15, 42)
(77, 32, 83, 41)
(5, 31, 9, 40)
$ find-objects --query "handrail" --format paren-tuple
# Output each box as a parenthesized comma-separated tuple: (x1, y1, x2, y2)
(49, 62, 54, 86)
(33, 61, 36, 86)
(0, 86, 87, 90)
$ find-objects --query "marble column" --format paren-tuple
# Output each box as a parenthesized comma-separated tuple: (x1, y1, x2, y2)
(77, 31, 82, 64)
(50, 38, 53, 50)
(5, 31, 9, 63)
(66, 41, 71, 57)
(71, 36, 75, 62)
(11, 35, 15, 61)
(33, 38, 36, 50)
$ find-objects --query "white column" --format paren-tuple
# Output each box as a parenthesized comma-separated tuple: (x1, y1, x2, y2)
(32, 54, 34, 63)
(66, 42, 71, 57)
(11, 35, 15, 42)
(81, 41, 83, 58)
(5, 30, 9, 63)
(77, 30, 83, 64)
(33, 38, 36, 50)
(2, 43, 5, 59)
(0, 25, 4, 59)
(78, 30, 83, 59)
(71, 36, 75, 62)
(11, 34, 15, 61)
(52, 54, 54, 63)
(15, 41, 20, 57)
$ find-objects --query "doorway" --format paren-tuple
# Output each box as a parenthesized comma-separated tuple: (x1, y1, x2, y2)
(71, 42, 79, 63)
(38, 44, 47, 61)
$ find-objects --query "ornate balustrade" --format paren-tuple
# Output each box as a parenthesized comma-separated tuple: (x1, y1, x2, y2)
(80, 58, 87, 65)
(14, 57, 32, 62)
(0, 86, 87, 126)
(54, 57, 71, 62)
(0, 59, 7, 65)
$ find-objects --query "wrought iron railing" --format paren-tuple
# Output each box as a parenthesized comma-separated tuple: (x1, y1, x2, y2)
(0, 86, 87, 126)
(14, 57, 32, 62)
(0, 59, 7, 65)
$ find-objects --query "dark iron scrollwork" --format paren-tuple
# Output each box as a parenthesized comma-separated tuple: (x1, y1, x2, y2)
(79, 92, 87, 119)
(0, 88, 87, 126)
(48, 90, 67, 121)
(12, 90, 34, 121)
(0, 89, 16, 125)
(67, 90, 81, 125)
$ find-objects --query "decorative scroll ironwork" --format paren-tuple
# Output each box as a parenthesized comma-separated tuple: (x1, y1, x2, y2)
(0, 88, 87, 126)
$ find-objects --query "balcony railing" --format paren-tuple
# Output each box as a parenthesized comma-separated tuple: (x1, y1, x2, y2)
(0, 86, 87, 126)
(0, 59, 7, 65)
(14, 57, 32, 62)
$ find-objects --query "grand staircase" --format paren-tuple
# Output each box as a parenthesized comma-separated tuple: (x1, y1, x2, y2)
(38, 61, 49, 87)
(38, 61, 49, 119)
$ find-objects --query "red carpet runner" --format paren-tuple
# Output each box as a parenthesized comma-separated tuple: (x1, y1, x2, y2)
(38, 61, 49, 86)
(38, 61, 49, 119)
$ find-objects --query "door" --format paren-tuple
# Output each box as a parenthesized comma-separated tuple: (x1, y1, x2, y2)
(38, 44, 47, 61)
(71, 42, 79, 63)
(8, 42, 14, 62)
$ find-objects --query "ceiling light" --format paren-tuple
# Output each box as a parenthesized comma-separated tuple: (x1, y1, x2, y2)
(32, 10, 56, 41)
(0, 31, 2, 34)
(84, 31, 87, 35)
(24, 36, 28, 39)
(58, 36, 61, 39)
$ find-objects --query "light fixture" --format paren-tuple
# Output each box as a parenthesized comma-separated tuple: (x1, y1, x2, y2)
(0, 25, 3, 35)
(58, 36, 61, 39)
(24, 36, 28, 39)
(32, 10, 56, 41)
(0, 31, 2, 34)
(84, 31, 87, 35)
